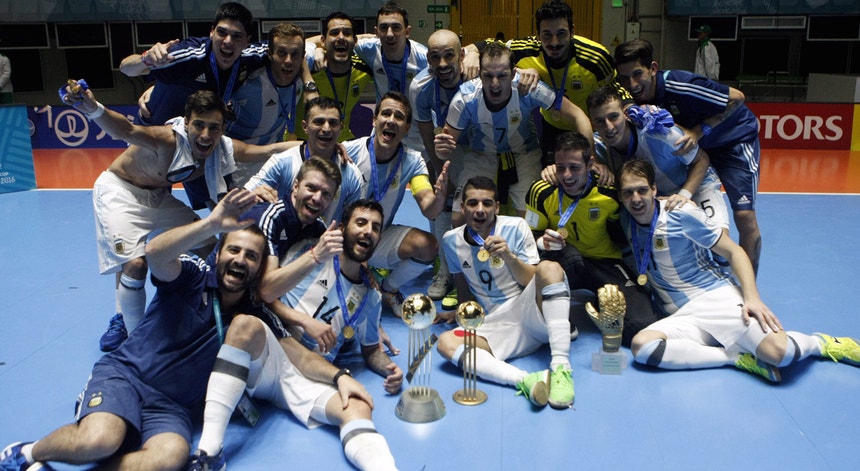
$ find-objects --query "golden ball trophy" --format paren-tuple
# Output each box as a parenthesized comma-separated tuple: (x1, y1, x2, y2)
(395, 293, 446, 423)
(585, 284, 628, 375)
(452, 300, 488, 405)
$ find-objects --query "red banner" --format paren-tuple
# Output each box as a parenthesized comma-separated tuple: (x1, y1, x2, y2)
(747, 102, 853, 150)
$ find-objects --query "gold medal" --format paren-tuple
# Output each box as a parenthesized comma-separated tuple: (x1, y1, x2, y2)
(342, 325, 355, 339)
(637, 274, 648, 286)
(557, 227, 568, 239)
(477, 248, 490, 262)
(490, 256, 505, 269)
(284, 132, 297, 141)
(434, 126, 444, 135)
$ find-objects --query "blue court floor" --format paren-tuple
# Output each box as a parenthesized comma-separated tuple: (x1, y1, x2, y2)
(1, 189, 859, 470)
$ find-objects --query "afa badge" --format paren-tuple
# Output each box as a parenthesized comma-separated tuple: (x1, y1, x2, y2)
(88, 393, 103, 408)
(589, 207, 600, 221)
(654, 235, 667, 250)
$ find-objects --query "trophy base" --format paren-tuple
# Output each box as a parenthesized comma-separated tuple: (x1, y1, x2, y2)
(452, 389, 488, 406)
(591, 348, 628, 375)
(395, 387, 446, 423)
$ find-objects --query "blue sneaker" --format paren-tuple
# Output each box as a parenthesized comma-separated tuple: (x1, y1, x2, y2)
(0, 442, 56, 471)
(187, 449, 225, 471)
(99, 313, 128, 352)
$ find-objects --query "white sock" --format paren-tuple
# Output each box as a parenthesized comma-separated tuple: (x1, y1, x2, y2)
(451, 343, 526, 386)
(541, 282, 572, 370)
(637, 338, 733, 369)
(785, 332, 824, 364)
(197, 345, 250, 456)
(340, 419, 397, 471)
(21, 442, 35, 464)
(117, 273, 146, 333)
(385, 257, 431, 291)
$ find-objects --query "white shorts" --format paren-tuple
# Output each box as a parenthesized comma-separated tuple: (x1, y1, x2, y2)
(692, 180, 730, 230)
(645, 285, 749, 349)
(452, 149, 541, 212)
(368, 224, 412, 269)
(93, 171, 202, 274)
(471, 277, 548, 361)
(246, 323, 337, 429)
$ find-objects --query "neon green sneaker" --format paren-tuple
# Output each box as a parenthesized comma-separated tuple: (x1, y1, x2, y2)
(815, 333, 860, 366)
(441, 288, 458, 311)
(515, 370, 549, 407)
(548, 365, 574, 409)
(734, 353, 781, 383)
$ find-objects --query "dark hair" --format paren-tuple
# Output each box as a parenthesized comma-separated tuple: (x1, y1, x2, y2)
(268, 22, 305, 45)
(323, 11, 356, 37)
(375, 91, 413, 124)
(553, 131, 592, 160)
(614, 39, 654, 68)
(305, 95, 342, 117)
(535, 0, 573, 32)
(585, 85, 623, 114)
(480, 40, 514, 71)
(378, 1, 409, 27)
(619, 159, 656, 187)
(212, 2, 254, 39)
(462, 176, 498, 202)
(297, 155, 342, 189)
(184, 90, 228, 123)
(341, 198, 385, 226)
(219, 223, 269, 290)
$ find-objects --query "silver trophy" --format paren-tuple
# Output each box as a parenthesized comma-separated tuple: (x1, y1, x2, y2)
(395, 293, 446, 423)
(585, 284, 628, 375)
(452, 300, 488, 406)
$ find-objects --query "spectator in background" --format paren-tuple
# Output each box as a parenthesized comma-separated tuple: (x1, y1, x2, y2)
(0, 42, 12, 104)
(694, 25, 720, 81)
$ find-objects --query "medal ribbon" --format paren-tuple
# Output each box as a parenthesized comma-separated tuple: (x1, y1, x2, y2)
(266, 67, 297, 134)
(211, 291, 225, 345)
(547, 60, 571, 112)
(325, 68, 348, 120)
(630, 202, 660, 279)
(368, 135, 404, 201)
(333, 256, 371, 334)
(466, 223, 495, 250)
(557, 173, 591, 231)
(433, 77, 460, 127)
(210, 47, 241, 104)
(381, 41, 410, 93)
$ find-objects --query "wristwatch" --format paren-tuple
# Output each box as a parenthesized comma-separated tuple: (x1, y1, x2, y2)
(333, 367, 352, 386)
(304, 81, 319, 93)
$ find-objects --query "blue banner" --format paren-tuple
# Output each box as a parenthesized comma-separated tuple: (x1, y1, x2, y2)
(0, 105, 37, 193)
(28, 104, 137, 149)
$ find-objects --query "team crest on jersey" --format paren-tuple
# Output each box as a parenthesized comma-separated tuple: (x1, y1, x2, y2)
(589, 207, 600, 221)
(390, 175, 398, 188)
(352, 84, 360, 96)
(87, 392, 103, 408)
(654, 235, 667, 250)
(113, 237, 125, 254)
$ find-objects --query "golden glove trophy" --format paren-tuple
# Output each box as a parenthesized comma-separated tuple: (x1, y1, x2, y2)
(585, 284, 628, 375)
(452, 300, 488, 405)
(395, 293, 446, 422)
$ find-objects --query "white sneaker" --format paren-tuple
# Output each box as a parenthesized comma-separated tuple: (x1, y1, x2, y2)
(427, 271, 452, 300)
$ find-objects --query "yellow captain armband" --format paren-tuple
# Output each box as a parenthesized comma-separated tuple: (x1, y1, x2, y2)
(409, 175, 433, 195)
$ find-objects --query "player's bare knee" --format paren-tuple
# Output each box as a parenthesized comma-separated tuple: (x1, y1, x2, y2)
(76, 417, 126, 457)
(755, 331, 787, 365)
(436, 331, 459, 360)
(535, 260, 565, 287)
(140, 434, 189, 471)
(631, 331, 666, 365)
(224, 314, 265, 348)
(122, 257, 148, 279)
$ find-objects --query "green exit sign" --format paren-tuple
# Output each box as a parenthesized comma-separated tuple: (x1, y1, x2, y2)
(427, 5, 450, 13)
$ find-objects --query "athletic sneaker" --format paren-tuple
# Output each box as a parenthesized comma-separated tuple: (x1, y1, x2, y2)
(548, 366, 575, 409)
(381, 287, 405, 318)
(0, 442, 56, 471)
(441, 288, 458, 311)
(734, 353, 781, 383)
(815, 333, 860, 365)
(570, 325, 580, 341)
(515, 370, 549, 407)
(99, 313, 127, 352)
(427, 271, 452, 300)
(187, 449, 226, 471)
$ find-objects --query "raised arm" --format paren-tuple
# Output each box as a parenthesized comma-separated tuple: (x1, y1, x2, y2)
(119, 39, 181, 77)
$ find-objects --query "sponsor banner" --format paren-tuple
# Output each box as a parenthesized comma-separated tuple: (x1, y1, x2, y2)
(28, 105, 138, 149)
(0, 105, 37, 193)
(748, 102, 853, 150)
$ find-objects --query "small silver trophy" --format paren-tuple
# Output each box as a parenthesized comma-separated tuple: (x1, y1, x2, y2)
(395, 293, 446, 423)
(586, 284, 628, 375)
(452, 300, 488, 406)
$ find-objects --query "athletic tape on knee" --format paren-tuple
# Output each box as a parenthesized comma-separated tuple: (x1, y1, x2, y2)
(635, 339, 666, 367)
(119, 273, 145, 290)
(212, 344, 251, 380)
(340, 419, 377, 446)
(541, 281, 570, 301)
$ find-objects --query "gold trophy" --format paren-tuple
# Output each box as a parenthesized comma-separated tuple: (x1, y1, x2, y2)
(395, 293, 446, 422)
(452, 300, 488, 405)
(585, 284, 628, 375)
